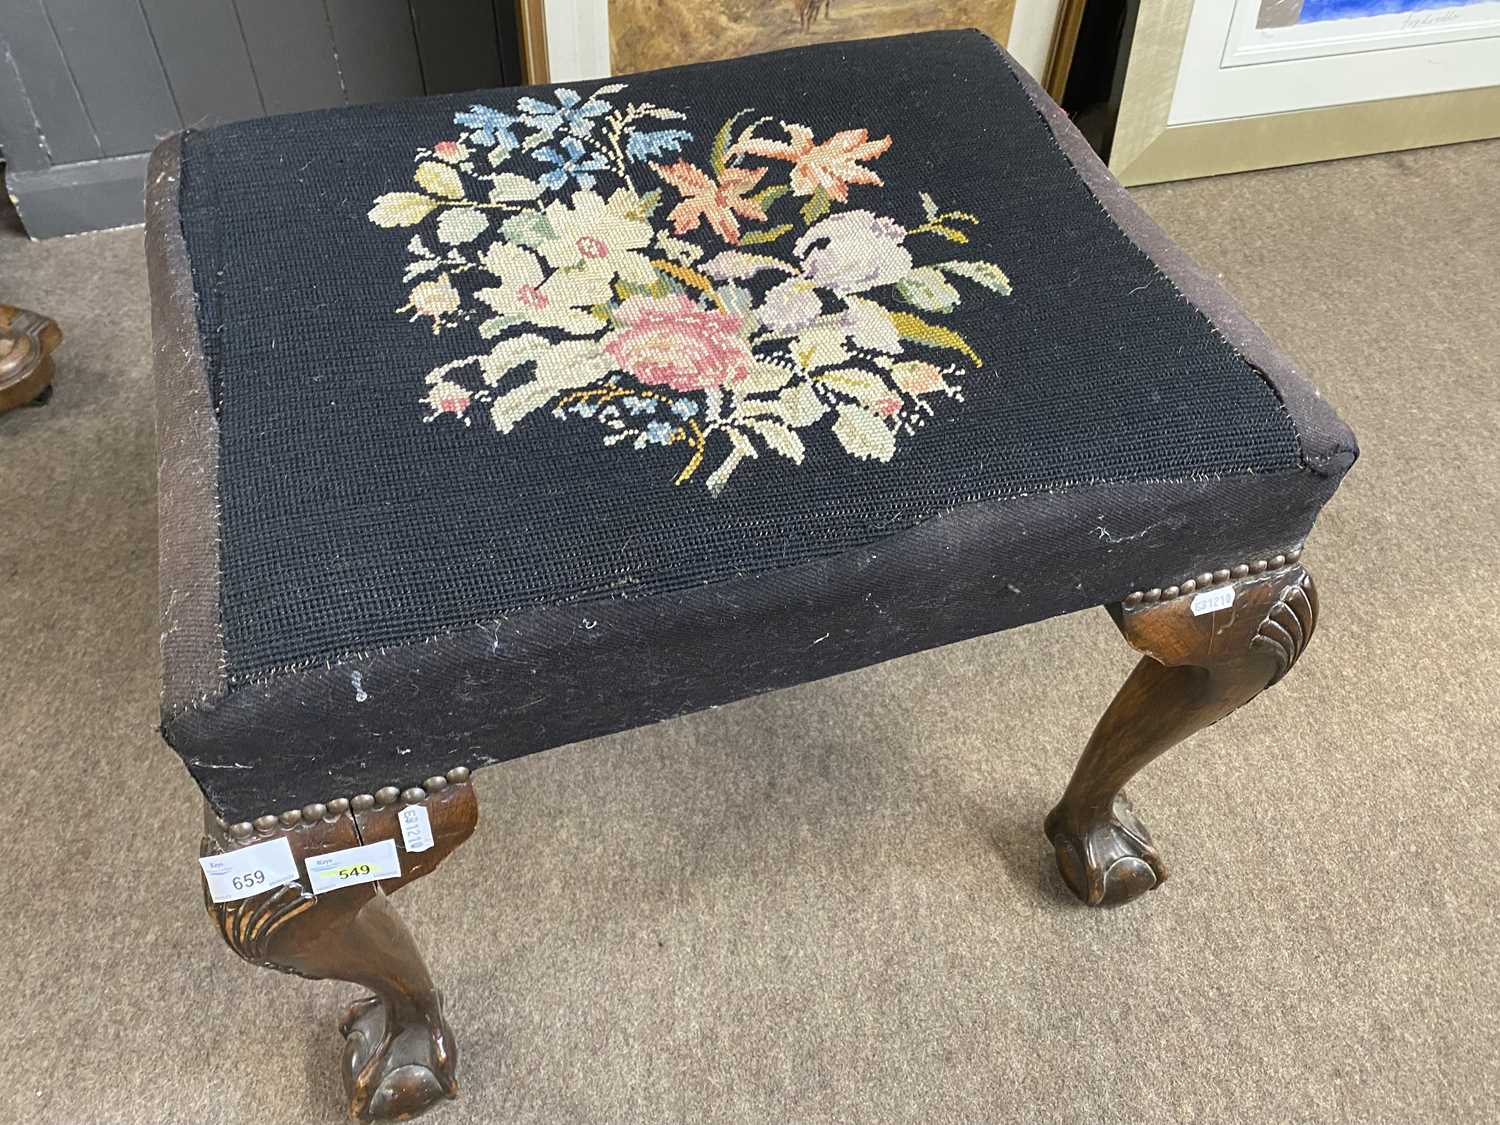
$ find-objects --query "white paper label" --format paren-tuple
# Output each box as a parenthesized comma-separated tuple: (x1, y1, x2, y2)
(305, 839, 401, 894)
(1190, 585, 1236, 616)
(399, 804, 434, 853)
(199, 836, 300, 904)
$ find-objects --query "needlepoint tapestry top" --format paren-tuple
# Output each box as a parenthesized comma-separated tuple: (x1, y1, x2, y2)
(173, 33, 1302, 679)
(369, 84, 1014, 494)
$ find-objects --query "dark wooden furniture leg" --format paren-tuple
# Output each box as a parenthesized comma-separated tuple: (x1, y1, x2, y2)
(200, 775, 477, 1121)
(0, 304, 62, 413)
(1046, 552, 1317, 906)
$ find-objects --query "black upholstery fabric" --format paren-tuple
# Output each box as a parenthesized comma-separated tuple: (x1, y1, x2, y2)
(149, 32, 1356, 820)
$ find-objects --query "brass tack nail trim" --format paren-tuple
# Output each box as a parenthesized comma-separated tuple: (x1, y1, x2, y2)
(1124, 545, 1305, 608)
(219, 770, 476, 845)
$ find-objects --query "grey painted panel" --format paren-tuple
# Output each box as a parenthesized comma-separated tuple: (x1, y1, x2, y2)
(44, 0, 180, 155)
(7, 151, 149, 237)
(0, 0, 99, 163)
(326, 0, 423, 104)
(0, 31, 48, 171)
(141, 0, 263, 127)
(234, 0, 344, 115)
(411, 0, 502, 95)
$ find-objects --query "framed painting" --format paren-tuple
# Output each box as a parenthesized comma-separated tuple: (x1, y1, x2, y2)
(1109, 0, 1500, 185)
(520, 0, 1072, 85)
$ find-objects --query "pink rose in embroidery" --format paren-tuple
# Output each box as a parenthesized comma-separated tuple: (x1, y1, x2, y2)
(604, 294, 753, 392)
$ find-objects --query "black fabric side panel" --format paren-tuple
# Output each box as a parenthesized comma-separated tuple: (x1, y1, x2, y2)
(167, 468, 1336, 822)
(987, 38, 1359, 480)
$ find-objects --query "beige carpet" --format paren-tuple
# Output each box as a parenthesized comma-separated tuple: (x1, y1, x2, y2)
(1, 139, 1496, 1125)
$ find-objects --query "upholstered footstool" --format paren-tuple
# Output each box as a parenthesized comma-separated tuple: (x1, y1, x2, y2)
(146, 31, 1355, 1121)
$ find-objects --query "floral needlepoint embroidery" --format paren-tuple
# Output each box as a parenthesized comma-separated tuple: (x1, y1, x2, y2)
(370, 85, 1013, 494)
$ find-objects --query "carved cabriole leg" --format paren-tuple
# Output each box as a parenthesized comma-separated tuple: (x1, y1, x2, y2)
(1046, 557, 1318, 907)
(200, 779, 478, 1121)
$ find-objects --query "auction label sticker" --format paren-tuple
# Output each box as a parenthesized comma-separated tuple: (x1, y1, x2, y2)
(199, 836, 300, 904)
(305, 839, 401, 894)
(399, 804, 434, 853)
(1190, 586, 1236, 616)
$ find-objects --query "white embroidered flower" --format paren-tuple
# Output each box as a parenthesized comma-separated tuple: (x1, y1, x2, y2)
(534, 189, 657, 303)
(795, 211, 912, 295)
(475, 243, 605, 336)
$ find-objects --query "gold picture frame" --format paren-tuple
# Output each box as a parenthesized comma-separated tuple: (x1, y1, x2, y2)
(516, 1, 1081, 90)
(1110, 3, 1500, 187)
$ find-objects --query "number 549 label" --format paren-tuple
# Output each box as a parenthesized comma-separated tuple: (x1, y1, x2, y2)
(304, 839, 401, 894)
(199, 836, 300, 904)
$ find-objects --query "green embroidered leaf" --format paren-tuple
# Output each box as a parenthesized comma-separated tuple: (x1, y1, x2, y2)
(488, 173, 543, 202)
(436, 207, 489, 245)
(831, 404, 896, 462)
(751, 184, 790, 210)
(800, 188, 832, 225)
(888, 310, 983, 367)
(814, 367, 893, 406)
(737, 223, 793, 246)
(634, 188, 663, 218)
(744, 419, 806, 464)
(710, 110, 751, 176)
(939, 259, 1013, 296)
(500, 210, 557, 248)
(919, 191, 940, 222)
(938, 209, 979, 224)
(369, 192, 438, 227)
(917, 223, 969, 244)
(894, 267, 961, 313)
(415, 161, 465, 199)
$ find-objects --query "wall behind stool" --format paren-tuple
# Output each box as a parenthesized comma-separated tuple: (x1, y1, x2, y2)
(0, 0, 524, 238)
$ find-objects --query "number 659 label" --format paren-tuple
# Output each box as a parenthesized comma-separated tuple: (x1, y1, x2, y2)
(305, 839, 401, 894)
(199, 836, 300, 904)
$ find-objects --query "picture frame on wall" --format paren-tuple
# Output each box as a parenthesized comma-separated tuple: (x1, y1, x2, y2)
(1108, 0, 1500, 185)
(518, 0, 1078, 88)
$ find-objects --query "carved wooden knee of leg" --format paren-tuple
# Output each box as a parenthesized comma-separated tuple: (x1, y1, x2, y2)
(1046, 551, 1318, 907)
(201, 782, 477, 1121)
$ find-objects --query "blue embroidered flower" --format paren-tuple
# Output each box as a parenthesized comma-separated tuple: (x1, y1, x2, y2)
(620, 395, 657, 416)
(535, 138, 609, 193)
(518, 88, 611, 144)
(454, 105, 521, 153)
(670, 399, 699, 419)
(643, 421, 675, 445)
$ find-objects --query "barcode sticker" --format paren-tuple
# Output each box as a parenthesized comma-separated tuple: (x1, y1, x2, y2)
(305, 839, 401, 894)
(199, 836, 300, 904)
(399, 804, 434, 853)
(1190, 586, 1235, 616)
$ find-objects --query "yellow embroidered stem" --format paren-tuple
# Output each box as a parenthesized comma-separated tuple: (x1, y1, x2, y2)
(674, 420, 707, 484)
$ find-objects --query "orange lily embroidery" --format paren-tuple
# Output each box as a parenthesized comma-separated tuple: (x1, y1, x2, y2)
(654, 160, 768, 245)
(729, 124, 892, 202)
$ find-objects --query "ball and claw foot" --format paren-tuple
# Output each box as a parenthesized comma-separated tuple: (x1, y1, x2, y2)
(1044, 793, 1168, 907)
(339, 993, 459, 1121)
